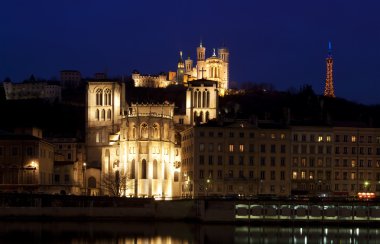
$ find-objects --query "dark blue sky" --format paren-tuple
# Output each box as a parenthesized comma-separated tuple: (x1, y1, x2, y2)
(1, 0, 380, 104)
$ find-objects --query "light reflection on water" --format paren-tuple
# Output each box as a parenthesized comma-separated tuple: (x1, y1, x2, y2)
(0, 221, 379, 244)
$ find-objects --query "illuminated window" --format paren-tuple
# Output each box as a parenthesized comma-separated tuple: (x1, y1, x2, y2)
(292, 171, 298, 179)
(239, 144, 244, 152)
(309, 171, 314, 180)
(96, 132, 100, 143)
(318, 136, 323, 142)
(104, 89, 112, 105)
(271, 134, 276, 139)
(301, 171, 306, 179)
(152, 123, 160, 138)
(96, 89, 103, 106)
(229, 144, 234, 152)
(140, 123, 148, 139)
(351, 160, 356, 167)
(326, 136, 331, 142)
(351, 136, 356, 143)
(280, 134, 285, 139)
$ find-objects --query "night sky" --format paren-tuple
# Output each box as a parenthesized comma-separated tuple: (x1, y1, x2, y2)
(1, 1, 380, 104)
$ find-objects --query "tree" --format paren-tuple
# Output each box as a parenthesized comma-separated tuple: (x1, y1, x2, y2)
(102, 171, 133, 197)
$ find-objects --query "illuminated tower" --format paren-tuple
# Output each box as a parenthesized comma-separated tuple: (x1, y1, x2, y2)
(177, 51, 185, 84)
(324, 42, 335, 97)
(196, 41, 206, 79)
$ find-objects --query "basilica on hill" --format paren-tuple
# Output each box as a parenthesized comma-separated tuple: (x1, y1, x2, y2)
(132, 42, 229, 96)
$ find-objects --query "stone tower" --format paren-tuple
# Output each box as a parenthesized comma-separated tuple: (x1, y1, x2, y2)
(176, 51, 185, 85)
(185, 79, 219, 125)
(196, 42, 206, 79)
(86, 80, 125, 169)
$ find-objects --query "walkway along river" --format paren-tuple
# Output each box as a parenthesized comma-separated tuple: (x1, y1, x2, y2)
(0, 193, 379, 225)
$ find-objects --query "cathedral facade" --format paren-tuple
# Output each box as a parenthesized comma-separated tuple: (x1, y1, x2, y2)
(86, 80, 188, 198)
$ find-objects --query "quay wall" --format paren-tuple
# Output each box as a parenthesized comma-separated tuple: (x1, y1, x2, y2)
(0, 194, 379, 224)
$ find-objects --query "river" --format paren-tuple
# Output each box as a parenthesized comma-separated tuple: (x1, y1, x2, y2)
(0, 221, 378, 243)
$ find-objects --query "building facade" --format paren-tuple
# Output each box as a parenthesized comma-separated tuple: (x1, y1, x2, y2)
(3, 80, 61, 102)
(0, 129, 54, 193)
(181, 122, 291, 198)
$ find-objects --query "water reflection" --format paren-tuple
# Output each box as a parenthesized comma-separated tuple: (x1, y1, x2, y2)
(0, 221, 379, 243)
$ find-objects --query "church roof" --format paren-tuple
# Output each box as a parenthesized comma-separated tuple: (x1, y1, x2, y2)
(188, 79, 217, 87)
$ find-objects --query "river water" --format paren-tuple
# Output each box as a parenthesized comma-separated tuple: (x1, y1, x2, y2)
(0, 221, 378, 243)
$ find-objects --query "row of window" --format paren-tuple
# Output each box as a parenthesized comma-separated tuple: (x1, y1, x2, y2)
(95, 109, 112, 121)
(95, 88, 112, 106)
(199, 143, 287, 153)
(198, 155, 287, 167)
(292, 157, 380, 168)
(199, 169, 286, 181)
(199, 131, 286, 139)
(292, 170, 379, 181)
(293, 134, 380, 143)
(293, 145, 380, 155)
(193, 90, 211, 108)
(0, 146, 40, 157)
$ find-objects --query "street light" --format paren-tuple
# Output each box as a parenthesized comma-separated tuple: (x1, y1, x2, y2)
(364, 181, 369, 192)
(206, 178, 211, 198)
(82, 162, 87, 195)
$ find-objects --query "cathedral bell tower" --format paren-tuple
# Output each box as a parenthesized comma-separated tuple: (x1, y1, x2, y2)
(177, 51, 185, 84)
(196, 42, 206, 79)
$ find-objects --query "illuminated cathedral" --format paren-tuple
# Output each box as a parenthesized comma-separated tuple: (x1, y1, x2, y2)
(133, 42, 229, 96)
(86, 77, 219, 198)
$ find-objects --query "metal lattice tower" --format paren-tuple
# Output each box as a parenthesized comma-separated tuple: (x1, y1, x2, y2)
(324, 41, 335, 97)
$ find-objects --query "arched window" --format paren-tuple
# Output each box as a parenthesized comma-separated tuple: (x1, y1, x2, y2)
(96, 89, 103, 106)
(130, 159, 135, 179)
(132, 126, 136, 139)
(153, 123, 159, 139)
(202, 91, 206, 108)
(206, 111, 210, 122)
(206, 91, 210, 107)
(140, 123, 148, 139)
(107, 109, 112, 120)
(95, 109, 99, 120)
(194, 111, 198, 123)
(141, 159, 147, 179)
(104, 89, 112, 105)
(153, 159, 158, 179)
(88, 177, 96, 188)
(193, 91, 198, 108)
(197, 91, 201, 108)
(101, 109, 106, 120)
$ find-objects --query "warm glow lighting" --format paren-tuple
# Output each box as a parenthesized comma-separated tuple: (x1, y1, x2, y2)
(358, 192, 375, 199)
